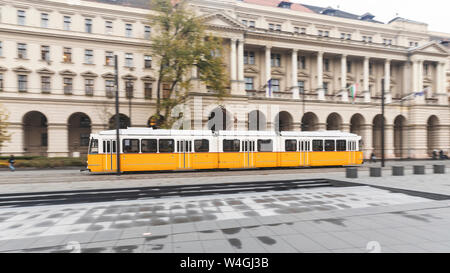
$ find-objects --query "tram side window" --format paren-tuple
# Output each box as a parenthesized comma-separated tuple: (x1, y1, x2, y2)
(336, 140, 347, 151)
(159, 139, 175, 153)
(285, 140, 297, 152)
(123, 139, 139, 153)
(223, 139, 240, 152)
(89, 139, 98, 154)
(324, 140, 335, 151)
(312, 140, 324, 151)
(141, 139, 157, 153)
(194, 140, 208, 152)
(258, 139, 273, 152)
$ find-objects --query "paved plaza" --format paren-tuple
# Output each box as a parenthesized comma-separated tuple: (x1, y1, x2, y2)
(0, 161, 449, 253)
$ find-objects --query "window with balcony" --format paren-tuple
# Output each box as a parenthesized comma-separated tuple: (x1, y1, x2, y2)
(125, 53, 133, 67)
(244, 51, 255, 65)
(105, 80, 115, 97)
(41, 76, 51, 93)
(245, 77, 254, 90)
(271, 53, 281, 67)
(144, 82, 153, 99)
(64, 78, 73, 94)
(41, 13, 49, 28)
(144, 55, 152, 68)
(17, 10, 25, 26)
(41, 46, 50, 62)
(105, 51, 114, 66)
(63, 16, 71, 31)
(105, 21, 113, 35)
(125, 24, 133, 37)
(85, 18, 92, 33)
(18, 75, 27, 92)
(144, 26, 151, 39)
(17, 43, 27, 59)
(85, 49, 94, 64)
(125, 81, 134, 98)
(85, 79, 94, 96)
(298, 81, 305, 93)
(63, 47, 72, 63)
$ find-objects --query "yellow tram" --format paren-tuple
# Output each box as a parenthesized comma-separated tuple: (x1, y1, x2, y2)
(87, 128, 363, 173)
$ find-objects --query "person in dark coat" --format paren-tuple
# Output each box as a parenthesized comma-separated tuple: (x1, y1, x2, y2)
(440, 150, 449, 160)
(8, 155, 15, 172)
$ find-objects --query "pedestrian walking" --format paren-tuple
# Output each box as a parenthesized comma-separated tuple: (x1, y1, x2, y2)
(8, 155, 16, 172)
(370, 152, 376, 163)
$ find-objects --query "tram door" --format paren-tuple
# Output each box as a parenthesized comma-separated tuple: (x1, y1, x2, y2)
(177, 140, 193, 169)
(103, 140, 117, 172)
(242, 140, 255, 168)
(300, 139, 310, 166)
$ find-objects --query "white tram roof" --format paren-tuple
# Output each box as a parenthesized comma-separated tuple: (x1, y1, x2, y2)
(95, 128, 359, 138)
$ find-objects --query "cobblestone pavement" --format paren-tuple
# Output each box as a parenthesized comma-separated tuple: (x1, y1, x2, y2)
(0, 184, 449, 253)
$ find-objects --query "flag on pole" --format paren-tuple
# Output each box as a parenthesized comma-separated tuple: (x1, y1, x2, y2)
(267, 79, 273, 97)
(414, 87, 429, 97)
(349, 83, 358, 101)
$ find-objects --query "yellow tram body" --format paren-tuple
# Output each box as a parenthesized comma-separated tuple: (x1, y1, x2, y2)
(87, 129, 363, 173)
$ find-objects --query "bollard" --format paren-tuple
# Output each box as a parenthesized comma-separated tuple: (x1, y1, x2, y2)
(370, 167, 382, 177)
(433, 165, 445, 174)
(346, 167, 358, 179)
(413, 165, 425, 175)
(392, 166, 404, 176)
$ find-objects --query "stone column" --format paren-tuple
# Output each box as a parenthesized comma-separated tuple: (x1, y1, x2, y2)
(412, 60, 419, 92)
(291, 49, 299, 99)
(265, 46, 272, 98)
(341, 54, 348, 102)
(385, 124, 395, 158)
(363, 57, 371, 102)
(415, 60, 425, 103)
(361, 124, 373, 159)
(384, 59, 392, 103)
(436, 62, 448, 105)
(316, 51, 324, 100)
(47, 123, 69, 157)
(237, 39, 245, 94)
(230, 38, 237, 94)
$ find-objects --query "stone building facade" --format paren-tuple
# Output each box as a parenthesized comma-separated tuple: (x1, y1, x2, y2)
(0, 0, 449, 159)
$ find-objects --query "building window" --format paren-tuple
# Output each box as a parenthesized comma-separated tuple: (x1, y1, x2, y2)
(300, 27, 306, 34)
(144, 55, 152, 68)
(242, 20, 248, 26)
(294, 27, 299, 34)
(17, 10, 26, 25)
(63, 16, 71, 31)
(41, 76, 51, 93)
(105, 51, 114, 66)
(347, 61, 352, 73)
(271, 79, 280, 92)
(275, 24, 281, 31)
(17, 43, 27, 59)
(41, 133, 48, 147)
(271, 53, 281, 67)
(248, 21, 255, 28)
(424, 64, 429, 75)
(144, 82, 152, 99)
(269, 23, 274, 30)
(144, 26, 151, 39)
(105, 21, 113, 35)
(125, 23, 133, 37)
(41, 45, 50, 61)
(323, 82, 329, 94)
(245, 77, 254, 90)
(347, 34, 351, 40)
(244, 51, 255, 65)
(125, 53, 133, 67)
(298, 81, 305, 93)
(85, 18, 92, 33)
(63, 47, 72, 63)
(383, 39, 392, 46)
(369, 62, 373, 75)
(0, 41, 3, 56)
(18, 75, 27, 92)
(125, 81, 134, 98)
(64, 78, 73, 94)
(85, 79, 94, 96)
(363, 36, 373, 43)
(105, 80, 115, 97)
(324, 58, 330, 72)
(41, 13, 49, 28)
(298, 56, 306, 69)
(85, 49, 93, 64)
(318, 30, 323, 36)
(0, 74, 3, 91)
(80, 134, 90, 147)
(324, 31, 329, 37)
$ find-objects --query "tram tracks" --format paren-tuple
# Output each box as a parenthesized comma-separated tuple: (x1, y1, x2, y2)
(0, 178, 355, 208)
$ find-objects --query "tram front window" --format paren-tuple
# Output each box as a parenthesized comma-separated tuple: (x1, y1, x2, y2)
(89, 139, 99, 154)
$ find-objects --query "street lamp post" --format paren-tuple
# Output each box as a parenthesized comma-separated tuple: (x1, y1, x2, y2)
(114, 55, 121, 175)
(381, 80, 385, 168)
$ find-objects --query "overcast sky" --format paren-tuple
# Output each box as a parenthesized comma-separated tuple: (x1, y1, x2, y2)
(293, 0, 449, 33)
